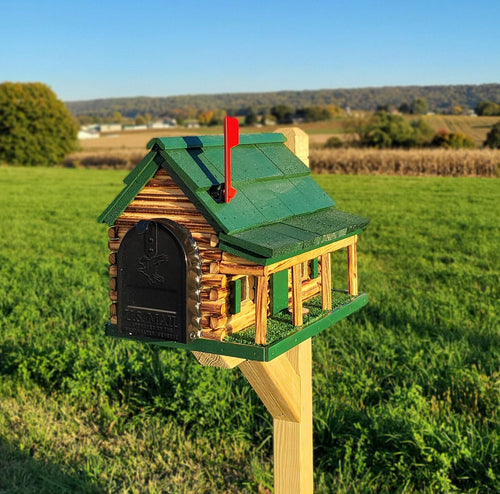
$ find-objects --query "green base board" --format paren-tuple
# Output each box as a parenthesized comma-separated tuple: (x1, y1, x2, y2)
(106, 292, 367, 362)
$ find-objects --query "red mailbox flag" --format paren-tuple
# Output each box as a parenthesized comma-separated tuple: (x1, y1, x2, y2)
(224, 116, 239, 203)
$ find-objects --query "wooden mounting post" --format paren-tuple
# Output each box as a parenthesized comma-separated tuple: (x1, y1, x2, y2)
(239, 339, 313, 493)
(275, 127, 310, 167)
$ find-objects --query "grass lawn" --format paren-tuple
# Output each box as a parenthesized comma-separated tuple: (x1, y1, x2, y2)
(0, 167, 499, 493)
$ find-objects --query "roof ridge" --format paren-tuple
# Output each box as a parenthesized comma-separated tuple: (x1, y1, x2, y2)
(147, 132, 286, 151)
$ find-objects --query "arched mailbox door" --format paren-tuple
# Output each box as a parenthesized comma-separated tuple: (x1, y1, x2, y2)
(116, 219, 201, 344)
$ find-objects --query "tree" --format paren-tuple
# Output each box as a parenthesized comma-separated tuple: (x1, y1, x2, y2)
(398, 102, 411, 114)
(360, 111, 416, 148)
(376, 104, 391, 113)
(325, 105, 344, 118)
(0, 82, 78, 166)
(244, 107, 259, 126)
(411, 118, 435, 147)
(270, 105, 294, 124)
(197, 110, 214, 126)
(300, 106, 331, 122)
(342, 115, 371, 144)
(209, 108, 226, 126)
(475, 101, 500, 116)
(411, 97, 429, 115)
(112, 111, 123, 123)
(484, 121, 500, 148)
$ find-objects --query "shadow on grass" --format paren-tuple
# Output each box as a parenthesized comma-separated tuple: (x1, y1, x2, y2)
(0, 438, 103, 494)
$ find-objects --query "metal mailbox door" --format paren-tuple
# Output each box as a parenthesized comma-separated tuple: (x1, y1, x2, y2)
(116, 219, 201, 344)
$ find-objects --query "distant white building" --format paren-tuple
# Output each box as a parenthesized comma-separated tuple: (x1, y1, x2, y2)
(99, 124, 122, 133)
(123, 125, 148, 131)
(151, 118, 177, 129)
(78, 129, 100, 139)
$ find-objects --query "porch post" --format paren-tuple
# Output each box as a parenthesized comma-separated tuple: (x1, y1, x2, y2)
(347, 237, 358, 296)
(255, 275, 269, 345)
(291, 264, 303, 326)
(320, 252, 332, 310)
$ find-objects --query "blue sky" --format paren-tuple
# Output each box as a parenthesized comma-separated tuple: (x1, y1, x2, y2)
(1, 0, 499, 101)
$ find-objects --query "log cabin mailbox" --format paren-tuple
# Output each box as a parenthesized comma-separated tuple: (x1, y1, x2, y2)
(99, 120, 368, 493)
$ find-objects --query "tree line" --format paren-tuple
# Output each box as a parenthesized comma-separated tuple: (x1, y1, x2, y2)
(66, 84, 500, 120)
(2, 82, 500, 168)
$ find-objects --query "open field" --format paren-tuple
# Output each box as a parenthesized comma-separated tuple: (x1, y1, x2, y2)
(69, 116, 500, 176)
(69, 120, 500, 177)
(422, 115, 500, 146)
(76, 116, 500, 153)
(0, 167, 499, 492)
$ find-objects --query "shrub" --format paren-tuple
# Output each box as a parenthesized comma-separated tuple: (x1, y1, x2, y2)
(484, 121, 500, 149)
(0, 82, 78, 166)
(324, 136, 344, 149)
(431, 130, 475, 149)
(356, 111, 433, 148)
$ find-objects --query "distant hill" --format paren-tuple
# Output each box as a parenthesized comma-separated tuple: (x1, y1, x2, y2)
(66, 84, 500, 119)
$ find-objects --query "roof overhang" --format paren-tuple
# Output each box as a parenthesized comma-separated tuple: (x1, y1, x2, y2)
(218, 207, 369, 265)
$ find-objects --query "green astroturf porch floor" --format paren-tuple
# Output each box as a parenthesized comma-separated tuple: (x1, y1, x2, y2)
(107, 290, 367, 362)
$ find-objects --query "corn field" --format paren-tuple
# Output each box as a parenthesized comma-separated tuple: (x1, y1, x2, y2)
(310, 148, 500, 177)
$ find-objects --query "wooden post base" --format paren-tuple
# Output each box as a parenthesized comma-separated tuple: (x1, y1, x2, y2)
(239, 339, 313, 494)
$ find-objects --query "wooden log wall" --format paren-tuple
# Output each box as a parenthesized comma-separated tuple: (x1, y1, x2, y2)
(107, 168, 230, 336)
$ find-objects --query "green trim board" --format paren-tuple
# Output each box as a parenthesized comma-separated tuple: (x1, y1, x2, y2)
(270, 269, 289, 315)
(123, 150, 156, 185)
(97, 155, 158, 225)
(311, 258, 319, 279)
(230, 278, 242, 314)
(105, 292, 368, 362)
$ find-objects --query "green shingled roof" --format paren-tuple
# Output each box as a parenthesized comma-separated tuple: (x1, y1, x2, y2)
(98, 132, 368, 264)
